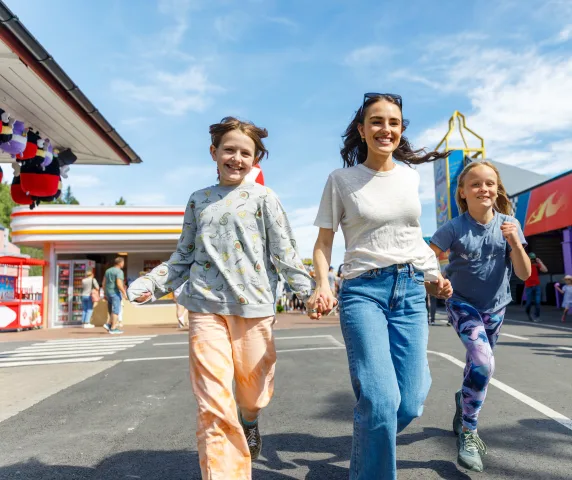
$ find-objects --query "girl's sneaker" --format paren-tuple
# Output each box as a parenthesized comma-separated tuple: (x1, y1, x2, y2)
(240, 416, 262, 460)
(109, 329, 124, 335)
(457, 430, 487, 472)
(103, 323, 111, 332)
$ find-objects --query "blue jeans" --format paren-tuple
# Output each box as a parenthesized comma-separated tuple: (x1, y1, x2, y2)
(525, 285, 541, 318)
(339, 264, 431, 480)
(81, 296, 94, 324)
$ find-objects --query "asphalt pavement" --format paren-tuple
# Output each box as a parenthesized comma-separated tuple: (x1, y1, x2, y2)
(1, 312, 572, 479)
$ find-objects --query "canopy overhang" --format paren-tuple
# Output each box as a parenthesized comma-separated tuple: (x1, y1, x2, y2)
(0, 2, 141, 166)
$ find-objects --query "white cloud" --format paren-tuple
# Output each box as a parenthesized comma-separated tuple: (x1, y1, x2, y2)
(410, 36, 572, 176)
(150, 0, 197, 60)
(112, 64, 224, 116)
(67, 173, 101, 189)
(344, 45, 392, 67)
(266, 16, 298, 29)
(214, 13, 250, 42)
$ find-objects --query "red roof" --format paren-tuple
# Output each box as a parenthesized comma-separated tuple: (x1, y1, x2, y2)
(0, 256, 47, 266)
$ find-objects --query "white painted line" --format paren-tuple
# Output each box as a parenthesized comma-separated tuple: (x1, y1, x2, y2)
(558, 347, 572, 352)
(500, 333, 530, 341)
(428, 350, 572, 432)
(327, 335, 345, 347)
(44, 335, 156, 343)
(9, 344, 138, 353)
(125, 346, 347, 362)
(31, 339, 147, 347)
(0, 351, 120, 361)
(152, 335, 346, 347)
(274, 335, 337, 341)
(0, 349, 123, 359)
(0, 357, 104, 368)
(125, 355, 188, 362)
(277, 346, 346, 353)
(503, 318, 572, 333)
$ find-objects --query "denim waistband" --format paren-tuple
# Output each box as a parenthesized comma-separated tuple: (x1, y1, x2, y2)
(362, 263, 416, 277)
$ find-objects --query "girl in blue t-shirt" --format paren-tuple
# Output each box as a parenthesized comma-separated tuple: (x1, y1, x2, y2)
(430, 161, 531, 473)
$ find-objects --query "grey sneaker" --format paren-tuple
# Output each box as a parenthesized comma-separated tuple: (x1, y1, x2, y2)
(240, 417, 262, 460)
(453, 390, 463, 436)
(457, 430, 487, 472)
(103, 323, 111, 332)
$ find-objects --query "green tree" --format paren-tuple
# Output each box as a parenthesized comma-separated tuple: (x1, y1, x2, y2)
(0, 182, 16, 230)
(62, 185, 79, 205)
(115, 196, 127, 205)
(0, 183, 43, 274)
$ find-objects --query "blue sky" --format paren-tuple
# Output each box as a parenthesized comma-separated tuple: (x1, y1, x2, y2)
(8, 0, 572, 266)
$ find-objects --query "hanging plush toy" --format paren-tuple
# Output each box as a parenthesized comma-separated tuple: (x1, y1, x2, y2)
(0, 109, 13, 144)
(41, 139, 53, 169)
(57, 148, 77, 166)
(10, 164, 33, 205)
(0, 120, 26, 157)
(29, 137, 46, 169)
(16, 130, 40, 161)
(20, 152, 60, 197)
(32, 178, 62, 209)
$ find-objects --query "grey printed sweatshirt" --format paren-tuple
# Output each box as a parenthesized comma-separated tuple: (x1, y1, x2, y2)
(127, 183, 314, 317)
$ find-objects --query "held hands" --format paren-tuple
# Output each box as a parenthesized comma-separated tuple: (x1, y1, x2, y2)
(425, 272, 453, 300)
(127, 277, 155, 304)
(134, 292, 152, 303)
(306, 286, 338, 320)
(501, 222, 521, 249)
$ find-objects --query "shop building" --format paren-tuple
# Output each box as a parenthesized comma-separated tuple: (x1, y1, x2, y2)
(10, 205, 183, 328)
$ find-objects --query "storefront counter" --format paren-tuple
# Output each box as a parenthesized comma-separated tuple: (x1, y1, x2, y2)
(90, 300, 179, 327)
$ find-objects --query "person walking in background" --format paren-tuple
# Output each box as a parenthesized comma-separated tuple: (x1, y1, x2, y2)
(430, 161, 531, 472)
(556, 275, 572, 323)
(127, 117, 314, 480)
(102, 257, 128, 335)
(308, 92, 452, 480)
(80, 269, 99, 329)
(524, 252, 548, 322)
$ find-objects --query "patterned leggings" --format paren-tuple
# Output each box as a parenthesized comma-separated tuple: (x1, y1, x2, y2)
(446, 301, 505, 431)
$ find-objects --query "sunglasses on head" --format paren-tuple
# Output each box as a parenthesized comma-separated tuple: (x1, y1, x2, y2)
(362, 92, 403, 111)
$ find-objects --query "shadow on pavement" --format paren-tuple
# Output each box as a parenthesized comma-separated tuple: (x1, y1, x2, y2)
(2, 419, 570, 479)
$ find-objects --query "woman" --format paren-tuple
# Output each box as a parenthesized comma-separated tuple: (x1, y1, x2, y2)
(308, 93, 452, 479)
(81, 269, 99, 328)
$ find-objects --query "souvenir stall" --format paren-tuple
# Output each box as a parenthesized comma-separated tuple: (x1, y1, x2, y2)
(0, 255, 46, 331)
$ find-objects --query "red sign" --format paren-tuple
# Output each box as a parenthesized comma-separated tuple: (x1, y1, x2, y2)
(524, 173, 572, 236)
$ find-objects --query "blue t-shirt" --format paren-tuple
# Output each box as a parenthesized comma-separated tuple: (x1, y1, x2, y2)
(431, 212, 527, 313)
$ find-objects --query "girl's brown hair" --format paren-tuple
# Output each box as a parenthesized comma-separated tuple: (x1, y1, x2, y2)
(209, 116, 269, 163)
(455, 161, 513, 215)
(341, 95, 451, 167)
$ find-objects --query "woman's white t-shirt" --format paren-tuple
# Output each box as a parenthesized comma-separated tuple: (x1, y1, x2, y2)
(314, 162, 439, 281)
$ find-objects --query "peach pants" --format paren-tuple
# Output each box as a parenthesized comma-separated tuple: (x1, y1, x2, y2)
(188, 312, 276, 480)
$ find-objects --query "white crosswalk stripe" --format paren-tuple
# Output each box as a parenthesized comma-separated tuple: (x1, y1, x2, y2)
(0, 336, 156, 368)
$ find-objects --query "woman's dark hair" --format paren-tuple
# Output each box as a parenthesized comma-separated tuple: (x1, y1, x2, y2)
(209, 116, 269, 163)
(341, 95, 450, 168)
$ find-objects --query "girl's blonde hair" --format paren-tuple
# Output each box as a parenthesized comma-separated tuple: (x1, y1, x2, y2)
(455, 161, 513, 215)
